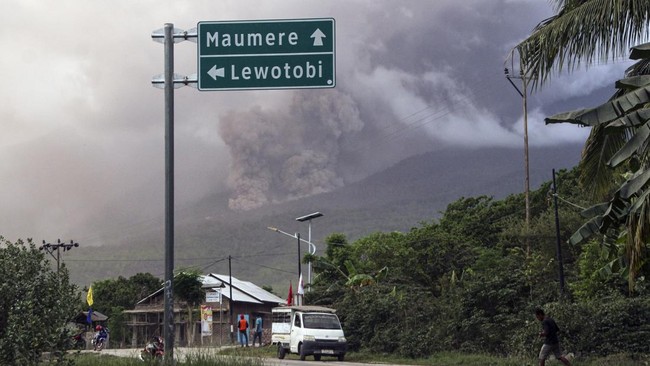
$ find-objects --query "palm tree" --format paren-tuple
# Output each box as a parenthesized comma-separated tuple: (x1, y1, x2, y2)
(515, 0, 650, 88)
(514, 2, 650, 292)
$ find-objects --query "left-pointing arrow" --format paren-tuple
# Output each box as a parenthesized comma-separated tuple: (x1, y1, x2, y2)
(208, 65, 225, 80)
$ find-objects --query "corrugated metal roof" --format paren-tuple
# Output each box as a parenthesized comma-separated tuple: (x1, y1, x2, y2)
(207, 273, 286, 305)
(134, 273, 286, 306)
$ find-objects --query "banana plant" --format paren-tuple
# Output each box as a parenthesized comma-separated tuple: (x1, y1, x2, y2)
(545, 43, 650, 292)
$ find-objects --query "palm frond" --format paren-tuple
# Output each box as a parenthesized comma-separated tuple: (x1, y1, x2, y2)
(579, 125, 626, 198)
(516, 0, 650, 88)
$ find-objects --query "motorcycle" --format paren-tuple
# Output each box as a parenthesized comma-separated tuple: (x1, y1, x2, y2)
(71, 332, 86, 350)
(91, 332, 107, 351)
(139, 336, 164, 361)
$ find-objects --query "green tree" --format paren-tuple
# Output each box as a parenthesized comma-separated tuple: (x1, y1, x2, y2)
(173, 269, 203, 346)
(91, 273, 161, 346)
(0, 238, 79, 365)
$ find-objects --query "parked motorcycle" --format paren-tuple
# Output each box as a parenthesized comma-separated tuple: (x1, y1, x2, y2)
(71, 332, 86, 350)
(139, 336, 164, 361)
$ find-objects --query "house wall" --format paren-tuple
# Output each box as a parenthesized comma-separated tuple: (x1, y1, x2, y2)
(126, 294, 280, 347)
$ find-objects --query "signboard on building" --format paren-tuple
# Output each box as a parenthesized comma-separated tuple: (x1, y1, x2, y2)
(206, 290, 222, 303)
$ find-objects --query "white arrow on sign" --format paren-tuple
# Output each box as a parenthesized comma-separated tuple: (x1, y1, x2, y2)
(208, 65, 225, 80)
(310, 28, 326, 46)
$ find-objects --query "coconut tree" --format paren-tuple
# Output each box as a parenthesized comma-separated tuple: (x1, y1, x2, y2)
(515, 0, 650, 87)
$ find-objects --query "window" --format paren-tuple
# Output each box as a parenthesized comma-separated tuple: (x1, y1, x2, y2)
(303, 314, 342, 330)
(272, 312, 291, 324)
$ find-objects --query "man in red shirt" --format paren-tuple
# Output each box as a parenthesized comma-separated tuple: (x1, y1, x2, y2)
(238, 314, 249, 347)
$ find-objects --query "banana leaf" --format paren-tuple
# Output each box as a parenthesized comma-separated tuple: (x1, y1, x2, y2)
(619, 166, 650, 199)
(630, 42, 650, 60)
(608, 123, 650, 166)
(615, 75, 650, 90)
(579, 202, 610, 218)
(546, 84, 650, 126)
(569, 215, 603, 245)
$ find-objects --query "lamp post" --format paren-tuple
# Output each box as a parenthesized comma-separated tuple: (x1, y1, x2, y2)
(267, 226, 317, 285)
(39, 239, 79, 273)
(296, 212, 323, 291)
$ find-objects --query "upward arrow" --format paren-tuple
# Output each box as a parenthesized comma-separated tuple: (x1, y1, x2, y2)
(310, 28, 326, 46)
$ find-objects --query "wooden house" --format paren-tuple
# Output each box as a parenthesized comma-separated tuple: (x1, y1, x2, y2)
(124, 273, 286, 347)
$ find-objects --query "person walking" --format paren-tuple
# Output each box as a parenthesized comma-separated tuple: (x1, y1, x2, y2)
(535, 308, 571, 366)
(238, 314, 249, 347)
(252, 316, 263, 347)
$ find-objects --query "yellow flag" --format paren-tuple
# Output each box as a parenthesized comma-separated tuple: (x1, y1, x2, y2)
(87, 286, 94, 307)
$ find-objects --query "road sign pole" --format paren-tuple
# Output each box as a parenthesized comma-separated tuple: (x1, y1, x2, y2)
(163, 22, 175, 364)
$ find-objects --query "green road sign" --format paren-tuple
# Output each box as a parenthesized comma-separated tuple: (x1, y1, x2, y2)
(197, 18, 335, 91)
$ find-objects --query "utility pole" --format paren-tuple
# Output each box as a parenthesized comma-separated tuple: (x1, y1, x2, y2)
(505, 66, 531, 256)
(228, 255, 233, 344)
(297, 233, 302, 280)
(39, 239, 79, 273)
(552, 169, 566, 297)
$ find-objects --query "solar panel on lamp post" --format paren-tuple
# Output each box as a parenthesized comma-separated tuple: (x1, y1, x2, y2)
(296, 212, 323, 292)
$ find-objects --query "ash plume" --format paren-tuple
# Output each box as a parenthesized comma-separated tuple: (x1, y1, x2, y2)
(219, 90, 363, 210)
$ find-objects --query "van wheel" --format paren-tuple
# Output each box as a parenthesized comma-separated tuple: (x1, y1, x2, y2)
(338, 354, 345, 361)
(314, 355, 321, 361)
(277, 344, 286, 359)
(299, 343, 306, 361)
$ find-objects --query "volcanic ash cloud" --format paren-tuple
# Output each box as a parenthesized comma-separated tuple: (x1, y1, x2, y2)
(218, 90, 363, 210)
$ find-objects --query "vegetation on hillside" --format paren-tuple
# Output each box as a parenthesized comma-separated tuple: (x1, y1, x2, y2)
(307, 167, 650, 359)
(515, 0, 650, 293)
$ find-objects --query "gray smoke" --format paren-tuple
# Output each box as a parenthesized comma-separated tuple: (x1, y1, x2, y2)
(219, 90, 363, 210)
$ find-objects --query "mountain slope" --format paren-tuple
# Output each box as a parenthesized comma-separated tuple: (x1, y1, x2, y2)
(64, 143, 583, 292)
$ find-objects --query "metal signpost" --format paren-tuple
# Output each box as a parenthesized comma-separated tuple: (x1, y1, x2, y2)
(151, 18, 335, 363)
(197, 18, 335, 90)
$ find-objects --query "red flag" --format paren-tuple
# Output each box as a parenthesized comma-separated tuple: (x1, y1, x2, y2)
(287, 281, 293, 305)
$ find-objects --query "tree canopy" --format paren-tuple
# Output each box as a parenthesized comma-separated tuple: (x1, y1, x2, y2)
(0, 238, 79, 365)
(307, 167, 650, 358)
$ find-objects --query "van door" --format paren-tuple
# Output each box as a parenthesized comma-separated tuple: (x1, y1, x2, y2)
(289, 312, 303, 353)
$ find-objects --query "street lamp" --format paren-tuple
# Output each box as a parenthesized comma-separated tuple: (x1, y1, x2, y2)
(296, 212, 322, 291)
(267, 226, 317, 283)
(39, 239, 79, 273)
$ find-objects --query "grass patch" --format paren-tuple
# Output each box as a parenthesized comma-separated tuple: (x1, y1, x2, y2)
(68, 351, 265, 366)
(65, 348, 649, 366)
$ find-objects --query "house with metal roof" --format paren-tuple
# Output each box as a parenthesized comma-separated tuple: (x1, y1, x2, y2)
(124, 273, 286, 347)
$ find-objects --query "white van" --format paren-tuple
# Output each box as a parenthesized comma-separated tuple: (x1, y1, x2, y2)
(272, 305, 347, 361)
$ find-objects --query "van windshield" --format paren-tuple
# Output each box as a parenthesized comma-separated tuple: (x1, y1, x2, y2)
(302, 313, 341, 330)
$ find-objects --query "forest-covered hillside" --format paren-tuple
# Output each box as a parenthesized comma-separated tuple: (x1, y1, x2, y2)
(60, 144, 582, 290)
(306, 167, 650, 358)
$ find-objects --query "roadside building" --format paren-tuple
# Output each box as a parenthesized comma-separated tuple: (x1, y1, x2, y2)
(124, 273, 285, 347)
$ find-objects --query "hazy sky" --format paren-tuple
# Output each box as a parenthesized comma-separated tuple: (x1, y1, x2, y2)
(0, 0, 633, 243)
